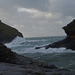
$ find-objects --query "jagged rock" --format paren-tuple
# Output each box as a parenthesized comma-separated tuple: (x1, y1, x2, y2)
(0, 20, 23, 43)
(63, 19, 75, 36)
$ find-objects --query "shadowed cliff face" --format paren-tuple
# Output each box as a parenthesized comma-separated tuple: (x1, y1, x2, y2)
(0, 20, 23, 43)
(63, 19, 75, 37)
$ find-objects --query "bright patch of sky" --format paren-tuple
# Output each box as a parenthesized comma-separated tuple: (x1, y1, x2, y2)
(0, 0, 75, 37)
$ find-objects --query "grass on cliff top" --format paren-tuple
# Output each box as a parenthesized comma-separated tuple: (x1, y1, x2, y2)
(0, 21, 22, 36)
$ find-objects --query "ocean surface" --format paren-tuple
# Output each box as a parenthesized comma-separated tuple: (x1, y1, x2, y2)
(5, 36, 75, 71)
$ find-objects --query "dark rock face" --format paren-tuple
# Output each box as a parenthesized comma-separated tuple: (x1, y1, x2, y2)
(0, 43, 75, 75)
(0, 43, 15, 62)
(63, 19, 75, 36)
(0, 20, 23, 43)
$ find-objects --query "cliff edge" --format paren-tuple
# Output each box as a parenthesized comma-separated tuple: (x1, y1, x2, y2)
(0, 20, 23, 43)
(63, 19, 75, 37)
(35, 19, 75, 50)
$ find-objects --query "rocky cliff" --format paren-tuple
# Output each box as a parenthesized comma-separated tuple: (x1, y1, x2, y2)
(35, 19, 75, 50)
(63, 19, 75, 37)
(0, 20, 23, 43)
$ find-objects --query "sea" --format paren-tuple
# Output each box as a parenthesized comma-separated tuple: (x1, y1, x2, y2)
(5, 36, 75, 71)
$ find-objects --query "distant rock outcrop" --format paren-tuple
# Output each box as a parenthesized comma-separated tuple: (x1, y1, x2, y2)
(0, 20, 23, 43)
(35, 19, 75, 50)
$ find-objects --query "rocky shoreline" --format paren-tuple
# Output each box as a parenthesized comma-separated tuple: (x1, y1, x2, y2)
(0, 43, 75, 75)
(35, 19, 75, 50)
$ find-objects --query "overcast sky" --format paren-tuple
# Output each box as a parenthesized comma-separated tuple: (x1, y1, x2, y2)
(0, 0, 75, 37)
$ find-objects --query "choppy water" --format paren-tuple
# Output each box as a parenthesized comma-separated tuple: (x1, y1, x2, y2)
(5, 36, 75, 71)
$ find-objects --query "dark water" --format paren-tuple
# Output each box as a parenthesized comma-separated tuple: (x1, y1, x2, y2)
(5, 36, 75, 71)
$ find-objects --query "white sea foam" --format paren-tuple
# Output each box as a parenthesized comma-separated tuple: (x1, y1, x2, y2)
(26, 39, 46, 42)
(10, 47, 75, 55)
(5, 36, 46, 48)
(5, 36, 26, 48)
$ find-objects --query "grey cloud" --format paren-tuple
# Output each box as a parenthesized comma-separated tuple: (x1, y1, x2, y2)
(0, 0, 50, 12)
(50, 0, 75, 17)
(0, 0, 75, 37)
